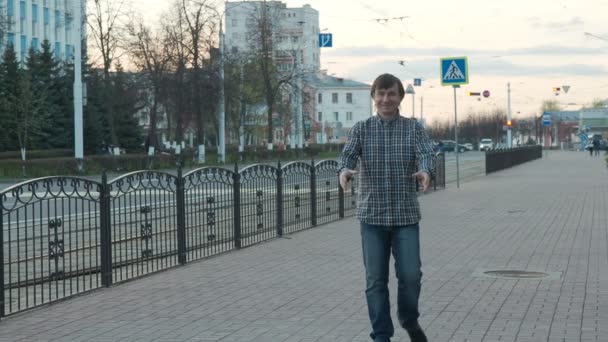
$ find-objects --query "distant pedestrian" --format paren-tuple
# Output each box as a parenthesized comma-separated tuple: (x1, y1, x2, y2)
(437, 140, 445, 154)
(339, 73, 434, 342)
(593, 139, 600, 156)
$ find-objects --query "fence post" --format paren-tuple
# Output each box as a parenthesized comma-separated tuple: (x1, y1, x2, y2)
(176, 166, 187, 265)
(485, 150, 490, 174)
(338, 172, 345, 219)
(233, 164, 242, 249)
(310, 159, 317, 226)
(0, 193, 5, 319)
(276, 161, 284, 237)
(100, 171, 113, 287)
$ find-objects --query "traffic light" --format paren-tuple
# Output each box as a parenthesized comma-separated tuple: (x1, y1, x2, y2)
(506, 120, 513, 127)
(467, 92, 481, 96)
(552, 87, 561, 92)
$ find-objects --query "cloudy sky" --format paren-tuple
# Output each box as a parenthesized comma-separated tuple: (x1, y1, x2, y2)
(134, 0, 608, 123)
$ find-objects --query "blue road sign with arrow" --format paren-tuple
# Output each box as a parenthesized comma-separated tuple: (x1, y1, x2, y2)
(440, 57, 468, 86)
(542, 113, 552, 126)
(319, 33, 332, 47)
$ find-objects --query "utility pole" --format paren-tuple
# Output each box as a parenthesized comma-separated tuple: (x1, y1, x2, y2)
(420, 96, 424, 126)
(239, 62, 246, 161)
(218, 17, 226, 163)
(405, 84, 415, 118)
(296, 55, 303, 149)
(73, 0, 84, 167)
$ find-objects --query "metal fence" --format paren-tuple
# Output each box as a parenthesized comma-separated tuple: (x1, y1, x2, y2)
(1, 157, 445, 318)
(485, 146, 543, 174)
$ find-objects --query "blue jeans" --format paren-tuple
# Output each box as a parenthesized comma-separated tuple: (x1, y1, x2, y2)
(360, 222, 422, 341)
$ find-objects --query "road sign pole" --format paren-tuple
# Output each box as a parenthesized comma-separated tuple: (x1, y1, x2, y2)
(440, 56, 467, 189)
(453, 85, 460, 188)
(507, 82, 512, 148)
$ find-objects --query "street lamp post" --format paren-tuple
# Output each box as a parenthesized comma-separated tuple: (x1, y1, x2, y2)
(73, 0, 84, 168)
(218, 17, 226, 163)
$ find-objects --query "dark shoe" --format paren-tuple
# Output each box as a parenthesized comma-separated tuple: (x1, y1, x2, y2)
(404, 321, 427, 342)
(374, 338, 390, 342)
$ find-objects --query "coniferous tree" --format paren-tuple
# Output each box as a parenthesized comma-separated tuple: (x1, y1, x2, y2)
(32, 40, 71, 148)
(0, 45, 20, 152)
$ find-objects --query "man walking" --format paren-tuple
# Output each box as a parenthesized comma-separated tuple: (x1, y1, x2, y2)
(339, 74, 435, 342)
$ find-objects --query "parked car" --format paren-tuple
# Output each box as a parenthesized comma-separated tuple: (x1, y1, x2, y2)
(463, 143, 474, 151)
(479, 138, 494, 151)
(441, 140, 468, 152)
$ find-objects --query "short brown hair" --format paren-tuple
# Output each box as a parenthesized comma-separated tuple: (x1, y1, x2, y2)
(370, 73, 405, 99)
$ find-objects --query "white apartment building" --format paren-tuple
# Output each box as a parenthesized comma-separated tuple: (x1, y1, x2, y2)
(303, 73, 372, 144)
(0, 0, 84, 62)
(225, 1, 320, 72)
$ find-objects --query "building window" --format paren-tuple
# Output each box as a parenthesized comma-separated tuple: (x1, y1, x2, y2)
(44, 6, 50, 38)
(346, 112, 353, 121)
(7, 0, 15, 17)
(346, 93, 353, 104)
(20, 0, 26, 32)
(32, 37, 39, 50)
(32, 4, 39, 36)
(332, 93, 338, 104)
(7, 33, 16, 47)
(318, 93, 322, 104)
(54, 41, 61, 58)
(334, 112, 339, 121)
(55, 10, 61, 40)
(20, 34, 26, 61)
(65, 43, 72, 61)
(318, 112, 322, 121)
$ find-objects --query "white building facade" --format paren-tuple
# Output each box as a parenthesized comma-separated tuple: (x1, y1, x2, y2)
(0, 0, 84, 62)
(303, 73, 372, 144)
(225, 1, 320, 72)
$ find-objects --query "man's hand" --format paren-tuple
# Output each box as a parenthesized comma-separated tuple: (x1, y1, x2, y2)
(339, 169, 358, 191)
(412, 171, 431, 193)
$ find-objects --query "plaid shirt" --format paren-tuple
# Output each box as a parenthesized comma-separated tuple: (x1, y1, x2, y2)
(339, 114, 435, 226)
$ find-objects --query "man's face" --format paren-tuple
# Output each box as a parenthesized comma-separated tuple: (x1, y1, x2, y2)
(373, 83, 403, 117)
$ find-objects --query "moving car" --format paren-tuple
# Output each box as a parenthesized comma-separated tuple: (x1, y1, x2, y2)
(441, 140, 468, 153)
(479, 139, 494, 151)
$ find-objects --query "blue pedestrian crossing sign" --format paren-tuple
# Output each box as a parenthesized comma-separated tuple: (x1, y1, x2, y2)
(440, 57, 469, 86)
(319, 33, 332, 47)
(414, 78, 422, 86)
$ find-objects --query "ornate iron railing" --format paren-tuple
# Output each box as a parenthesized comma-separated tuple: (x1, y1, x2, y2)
(1, 157, 445, 318)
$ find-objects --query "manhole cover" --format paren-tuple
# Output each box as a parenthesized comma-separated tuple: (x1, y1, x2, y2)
(484, 270, 547, 278)
(507, 210, 526, 214)
(473, 269, 561, 280)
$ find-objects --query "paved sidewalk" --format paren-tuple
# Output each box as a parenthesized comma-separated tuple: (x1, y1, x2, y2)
(1, 151, 607, 342)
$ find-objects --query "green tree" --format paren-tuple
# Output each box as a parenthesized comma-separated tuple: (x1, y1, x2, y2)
(83, 68, 110, 153)
(589, 98, 606, 109)
(112, 61, 144, 151)
(0, 45, 20, 152)
(541, 99, 561, 113)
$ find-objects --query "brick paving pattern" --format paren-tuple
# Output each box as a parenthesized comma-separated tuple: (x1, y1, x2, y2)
(0, 151, 606, 342)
